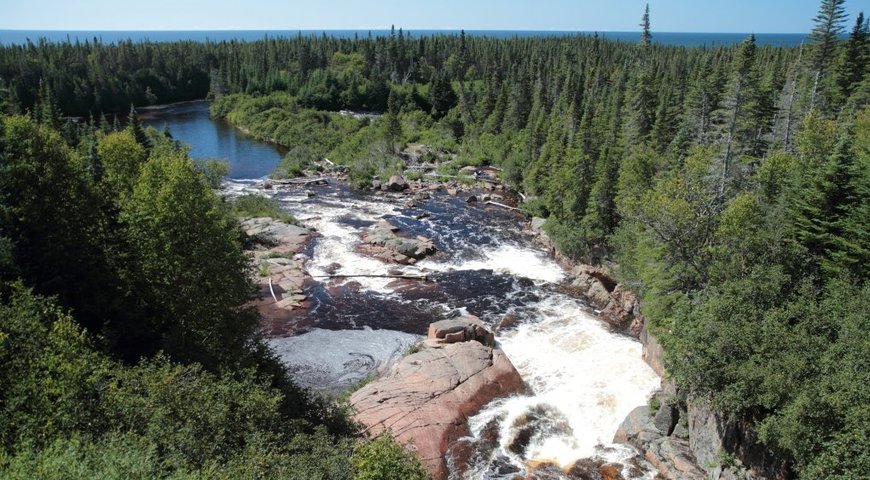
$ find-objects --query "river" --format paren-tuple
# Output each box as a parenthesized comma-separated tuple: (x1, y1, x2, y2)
(146, 101, 662, 479)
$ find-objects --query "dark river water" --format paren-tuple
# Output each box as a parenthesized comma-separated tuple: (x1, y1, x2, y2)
(141, 101, 284, 179)
(146, 101, 661, 480)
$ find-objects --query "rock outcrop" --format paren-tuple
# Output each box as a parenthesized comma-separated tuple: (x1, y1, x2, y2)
(242, 217, 312, 327)
(350, 316, 525, 480)
(565, 264, 642, 333)
(359, 219, 436, 265)
(613, 395, 706, 480)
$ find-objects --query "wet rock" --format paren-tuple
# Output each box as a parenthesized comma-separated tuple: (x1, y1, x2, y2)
(507, 404, 572, 456)
(242, 217, 312, 323)
(495, 311, 521, 333)
(466, 195, 477, 203)
(530, 217, 547, 233)
(445, 413, 505, 479)
(371, 179, 382, 190)
(359, 219, 437, 265)
(614, 405, 657, 448)
(428, 315, 495, 347)
(384, 174, 408, 191)
(350, 322, 525, 480)
(323, 262, 342, 274)
(563, 458, 626, 480)
(447, 187, 458, 195)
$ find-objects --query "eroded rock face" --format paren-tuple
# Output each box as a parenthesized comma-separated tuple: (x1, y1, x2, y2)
(350, 318, 525, 480)
(359, 219, 436, 265)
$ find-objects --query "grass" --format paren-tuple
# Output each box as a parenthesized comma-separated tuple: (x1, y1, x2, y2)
(230, 194, 298, 224)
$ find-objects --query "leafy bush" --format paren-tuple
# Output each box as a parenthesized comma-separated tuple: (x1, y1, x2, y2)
(351, 434, 429, 480)
(275, 145, 318, 179)
(230, 194, 297, 224)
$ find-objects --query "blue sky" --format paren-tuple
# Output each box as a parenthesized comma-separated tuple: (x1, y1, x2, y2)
(0, 0, 865, 33)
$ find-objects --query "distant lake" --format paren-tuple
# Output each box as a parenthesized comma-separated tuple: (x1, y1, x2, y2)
(0, 30, 810, 47)
(140, 101, 284, 179)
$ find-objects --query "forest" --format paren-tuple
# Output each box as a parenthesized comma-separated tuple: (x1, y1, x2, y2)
(1, 0, 868, 478)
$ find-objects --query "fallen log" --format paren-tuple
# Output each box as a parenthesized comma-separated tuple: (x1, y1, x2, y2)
(485, 201, 522, 212)
(272, 177, 329, 186)
(312, 274, 432, 281)
(268, 276, 279, 303)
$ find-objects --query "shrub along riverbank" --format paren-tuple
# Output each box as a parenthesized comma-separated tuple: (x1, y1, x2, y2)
(0, 115, 428, 479)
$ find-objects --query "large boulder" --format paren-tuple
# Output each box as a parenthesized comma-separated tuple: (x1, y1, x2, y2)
(350, 322, 525, 480)
(384, 175, 408, 192)
(427, 316, 495, 347)
(359, 220, 436, 265)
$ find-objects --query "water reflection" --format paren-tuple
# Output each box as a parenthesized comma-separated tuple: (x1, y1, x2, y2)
(141, 100, 284, 179)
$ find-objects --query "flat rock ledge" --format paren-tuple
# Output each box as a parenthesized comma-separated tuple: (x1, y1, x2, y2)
(350, 316, 525, 480)
(358, 219, 436, 265)
(242, 217, 312, 324)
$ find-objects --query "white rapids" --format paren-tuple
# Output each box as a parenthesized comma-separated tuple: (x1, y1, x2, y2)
(225, 179, 661, 478)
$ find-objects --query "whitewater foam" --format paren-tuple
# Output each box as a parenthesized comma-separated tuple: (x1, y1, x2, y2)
(466, 293, 661, 477)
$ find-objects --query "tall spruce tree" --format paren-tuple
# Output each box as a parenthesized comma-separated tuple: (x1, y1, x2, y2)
(809, 0, 849, 108)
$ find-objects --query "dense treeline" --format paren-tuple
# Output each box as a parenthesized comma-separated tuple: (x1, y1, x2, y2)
(0, 117, 427, 477)
(1, 0, 868, 478)
(208, 9, 870, 478)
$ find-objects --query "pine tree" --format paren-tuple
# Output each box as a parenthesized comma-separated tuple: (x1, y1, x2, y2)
(640, 4, 652, 48)
(717, 34, 759, 198)
(624, 4, 655, 149)
(792, 128, 867, 278)
(808, 0, 848, 108)
(834, 12, 869, 105)
(384, 87, 403, 151)
(126, 105, 148, 148)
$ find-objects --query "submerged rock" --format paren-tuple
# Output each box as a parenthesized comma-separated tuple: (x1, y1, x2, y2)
(350, 318, 525, 480)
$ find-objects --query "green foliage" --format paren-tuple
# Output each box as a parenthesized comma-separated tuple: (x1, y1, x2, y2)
(198, 159, 230, 188)
(119, 150, 257, 366)
(351, 434, 430, 480)
(0, 286, 362, 478)
(3, 12, 869, 476)
(230, 193, 297, 224)
(276, 145, 318, 179)
(97, 130, 148, 199)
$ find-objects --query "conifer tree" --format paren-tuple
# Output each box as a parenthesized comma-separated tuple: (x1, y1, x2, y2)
(126, 105, 149, 149)
(834, 12, 869, 105)
(718, 34, 759, 198)
(624, 4, 655, 148)
(809, 0, 849, 108)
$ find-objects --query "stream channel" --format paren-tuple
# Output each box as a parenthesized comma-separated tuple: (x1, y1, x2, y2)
(143, 101, 662, 479)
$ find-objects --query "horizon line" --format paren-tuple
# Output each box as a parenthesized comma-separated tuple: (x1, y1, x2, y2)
(0, 28, 812, 35)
